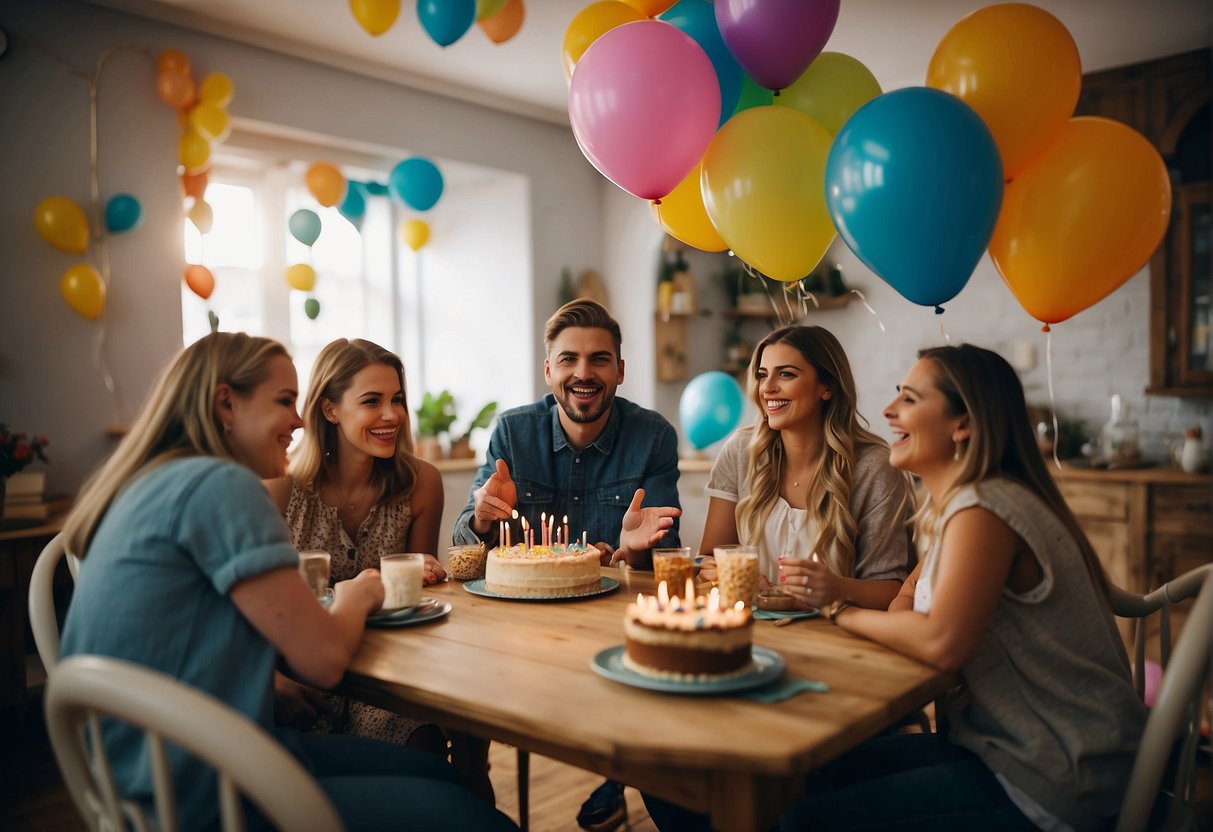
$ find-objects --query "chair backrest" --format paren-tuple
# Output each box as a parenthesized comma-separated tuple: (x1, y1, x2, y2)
(45, 655, 344, 832)
(29, 533, 79, 674)
(1114, 570, 1213, 832)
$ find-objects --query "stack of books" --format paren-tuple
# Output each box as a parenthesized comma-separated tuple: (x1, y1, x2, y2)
(3, 472, 71, 522)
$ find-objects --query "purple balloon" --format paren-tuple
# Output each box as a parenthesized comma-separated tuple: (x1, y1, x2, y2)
(569, 21, 721, 202)
(716, 0, 840, 91)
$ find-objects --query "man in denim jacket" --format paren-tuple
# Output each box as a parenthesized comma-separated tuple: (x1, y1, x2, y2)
(453, 299, 681, 831)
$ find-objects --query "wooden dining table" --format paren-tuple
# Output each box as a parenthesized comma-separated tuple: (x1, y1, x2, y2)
(340, 567, 956, 832)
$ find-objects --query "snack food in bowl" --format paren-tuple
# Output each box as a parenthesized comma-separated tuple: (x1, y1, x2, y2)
(447, 542, 487, 581)
(757, 588, 799, 612)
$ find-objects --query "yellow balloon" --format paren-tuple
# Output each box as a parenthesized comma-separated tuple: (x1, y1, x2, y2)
(197, 72, 235, 107)
(179, 129, 211, 174)
(349, 0, 401, 36)
(60, 263, 106, 321)
(775, 52, 881, 136)
(990, 117, 1172, 326)
(650, 161, 726, 252)
(285, 263, 317, 292)
(475, 0, 506, 20)
(401, 219, 430, 251)
(189, 102, 231, 143)
(305, 163, 346, 208)
(34, 196, 89, 255)
(561, 1, 644, 80)
(927, 4, 1080, 181)
(701, 106, 835, 282)
(620, 0, 675, 17)
(188, 199, 214, 235)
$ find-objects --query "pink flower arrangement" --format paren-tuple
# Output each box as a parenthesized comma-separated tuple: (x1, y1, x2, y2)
(1, 425, 49, 479)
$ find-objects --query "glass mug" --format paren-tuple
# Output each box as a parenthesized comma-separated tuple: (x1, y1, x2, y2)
(298, 551, 331, 601)
(380, 553, 425, 610)
(652, 547, 695, 599)
(713, 544, 759, 609)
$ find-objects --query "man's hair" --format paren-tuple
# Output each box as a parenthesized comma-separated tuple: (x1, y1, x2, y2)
(544, 298, 622, 359)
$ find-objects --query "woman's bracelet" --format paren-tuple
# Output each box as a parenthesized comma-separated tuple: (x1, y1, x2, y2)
(827, 599, 854, 622)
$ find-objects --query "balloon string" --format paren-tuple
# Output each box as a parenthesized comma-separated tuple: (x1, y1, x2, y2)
(938, 315, 951, 345)
(849, 289, 886, 334)
(1046, 328, 1061, 471)
(741, 260, 787, 324)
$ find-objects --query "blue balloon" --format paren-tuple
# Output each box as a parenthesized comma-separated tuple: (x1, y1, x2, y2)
(417, 0, 475, 47)
(660, 0, 742, 128)
(288, 209, 322, 247)
(338, 182, 367, 230)
(104, 194, 142, 233)
(363, 180, 389, 197)
(680, 371, 745, 450)
(389, 157, 445, 211)
(825, 87, 1003, 311)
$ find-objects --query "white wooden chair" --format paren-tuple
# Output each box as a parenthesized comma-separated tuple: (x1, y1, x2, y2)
(45, 654, 344, 832)
(28, 532, 79, 674)
(1113, 565, 1212, 831)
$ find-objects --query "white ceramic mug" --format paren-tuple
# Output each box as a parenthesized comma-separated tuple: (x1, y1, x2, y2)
(380, 553, 424, 610)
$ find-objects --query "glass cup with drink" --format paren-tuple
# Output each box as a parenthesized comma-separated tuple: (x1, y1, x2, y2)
(380, 553, 425, 611)
(713, 544, 759, 609)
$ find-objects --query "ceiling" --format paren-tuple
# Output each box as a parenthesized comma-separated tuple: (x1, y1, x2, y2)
(87, 0, 1210, 125)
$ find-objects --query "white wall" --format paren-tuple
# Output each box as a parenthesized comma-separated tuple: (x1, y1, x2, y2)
(0, 0, 604, 494)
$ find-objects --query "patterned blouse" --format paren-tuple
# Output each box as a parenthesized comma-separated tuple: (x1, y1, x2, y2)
(285, 478, 424, 744)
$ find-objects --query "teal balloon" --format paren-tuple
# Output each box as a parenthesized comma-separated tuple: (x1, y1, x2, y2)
(288, 209, 322, 247)
(363, 180, 388, 197)
(680, 371, 744, 450)
(417, 0, 475, 47)
(338, 182, 367, 230)
(104, 194, 142, 233)
(389, 157, 444, 211)
(304, 297, 321, 320)
(660, 0, 742, 127)
(825, 87, 1003, 310)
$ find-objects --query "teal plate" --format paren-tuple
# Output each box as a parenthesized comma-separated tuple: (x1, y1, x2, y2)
(365, 601, 452, 628)
(463, 576, 619, 601)
(590, 645, 786, 695)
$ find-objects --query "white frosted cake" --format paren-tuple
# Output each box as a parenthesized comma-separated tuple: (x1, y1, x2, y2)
(484, 543, 602, 598)
(623, 585, 753, 680)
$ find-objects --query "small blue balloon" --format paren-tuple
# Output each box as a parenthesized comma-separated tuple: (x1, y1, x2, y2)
(104, 194, 142, 233)
(338, 182, 367, 230)
(825, 87, 1003, 311)
(363, 180, 389, 197)
(660, 0, 742, 127)
(288, 209, 322, 247)
(389, 157, 445, 211)
(417, 0, 475, 47)
(680, 371, 745, 450)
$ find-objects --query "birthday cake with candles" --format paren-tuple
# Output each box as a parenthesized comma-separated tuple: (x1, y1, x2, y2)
(484, 542, 601, 598)
(623, 582, 754, 680)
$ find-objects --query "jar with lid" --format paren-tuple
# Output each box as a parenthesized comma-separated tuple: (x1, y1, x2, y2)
(1099, 394, 1140, 466)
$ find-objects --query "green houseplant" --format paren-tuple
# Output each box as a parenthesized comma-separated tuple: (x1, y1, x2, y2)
(449, 401, 498, 460)
(415, 391, 456, 460)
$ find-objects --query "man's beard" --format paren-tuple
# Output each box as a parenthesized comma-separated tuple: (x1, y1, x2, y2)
(556, 384, 616, 424)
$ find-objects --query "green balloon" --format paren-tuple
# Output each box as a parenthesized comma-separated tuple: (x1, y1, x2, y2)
(304, 297, 321, 320)
(207, 309, 219, 332)
(476, 0, 506, 20)
(733, 73, 775, 117)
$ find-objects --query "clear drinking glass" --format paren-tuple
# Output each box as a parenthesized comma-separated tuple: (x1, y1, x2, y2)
(298, 551, 331, 600)
(652, 547, 695, 599)
(713, 544, 759, 608)
(380, 553, 425, 610)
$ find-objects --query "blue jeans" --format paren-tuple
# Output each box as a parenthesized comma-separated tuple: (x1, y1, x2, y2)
(644, 734, 1036, 832)
(290, 731, 518, 831)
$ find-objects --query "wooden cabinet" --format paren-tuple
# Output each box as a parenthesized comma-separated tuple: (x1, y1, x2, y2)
(1077, 50, 1212, 395)
(1056, 467, 1212, 657)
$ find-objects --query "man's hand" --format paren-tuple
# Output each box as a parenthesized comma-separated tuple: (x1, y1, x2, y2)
(273, 672, 333, 729)
(617, 488, 681, 565)
(471, 459, 518, 535)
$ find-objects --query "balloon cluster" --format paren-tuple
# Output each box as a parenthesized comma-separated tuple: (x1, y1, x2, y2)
(350, 0, 525, 46)
(158, 49, 235, 318)
(33, 196, 106, 320)
(568, 1, 1171, 327)
(290, 156, 446, 319)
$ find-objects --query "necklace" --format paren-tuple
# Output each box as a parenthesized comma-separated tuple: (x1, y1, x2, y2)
(329, 481, 373, 511)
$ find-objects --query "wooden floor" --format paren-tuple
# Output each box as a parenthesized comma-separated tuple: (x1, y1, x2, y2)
(2, 694, 1208, 831)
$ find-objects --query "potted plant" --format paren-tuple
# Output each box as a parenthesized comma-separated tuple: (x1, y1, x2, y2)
(0, 424, 49, 519)
(414, 391, 455, 461)
(448, 401, 498, 460)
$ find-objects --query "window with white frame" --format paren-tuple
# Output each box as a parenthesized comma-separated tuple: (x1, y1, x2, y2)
(182, 143, 535, 456)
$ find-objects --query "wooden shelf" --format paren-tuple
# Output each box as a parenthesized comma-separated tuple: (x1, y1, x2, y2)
(726, 293, 853, 320)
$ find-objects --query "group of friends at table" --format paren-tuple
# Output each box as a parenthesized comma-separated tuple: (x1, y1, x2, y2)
(57, 298, 1144, 831)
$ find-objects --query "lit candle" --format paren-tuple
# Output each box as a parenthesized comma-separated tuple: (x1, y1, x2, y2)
(582, 531, 587, 548)
(520, 516, 530, 552)
(541, 512, 547, 547)
(505, 522, 511, 548)
(684, 577, 695, 603)
(657, 580, 670, 607)
(708, 587, 720, 611)
(563, 515, 569, 548)
(547, 514, 555, 548)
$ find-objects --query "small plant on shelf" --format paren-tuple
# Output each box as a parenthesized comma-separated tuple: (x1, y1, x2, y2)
(415, 391, 456, 460)
(449, 401, 498, 460)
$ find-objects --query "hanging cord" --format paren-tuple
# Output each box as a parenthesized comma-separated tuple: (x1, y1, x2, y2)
(937, 313, 951, 344)
(849, 288, 886, 334)
(1045, 327, 1061, 470)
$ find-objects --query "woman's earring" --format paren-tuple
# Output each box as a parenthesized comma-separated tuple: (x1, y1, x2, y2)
(953, 439, 963, 461)
(224, 422, 233, 435)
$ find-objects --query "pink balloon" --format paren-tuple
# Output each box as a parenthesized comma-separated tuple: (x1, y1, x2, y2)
(716, 0, 840, 91)
(569, 20, 721, 201)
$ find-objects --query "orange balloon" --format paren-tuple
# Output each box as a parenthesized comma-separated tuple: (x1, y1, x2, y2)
(561, 1, 645, 80)
(157, 70, 196, 110)
(157, 49, 191, 77)
(181, 168, 209, 201)
(620, 0, 675, 16)
(990, 117, 1172, 326)
(650, 161, 726, 252)
(305, 163, 346, 208)
(927, 3, 1080, 181)
(184, 264, 215, 300)
(479, 0, 525, 44)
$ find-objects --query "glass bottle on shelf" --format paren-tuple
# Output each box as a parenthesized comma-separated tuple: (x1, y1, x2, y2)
(1099, 394, 1140, 466)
